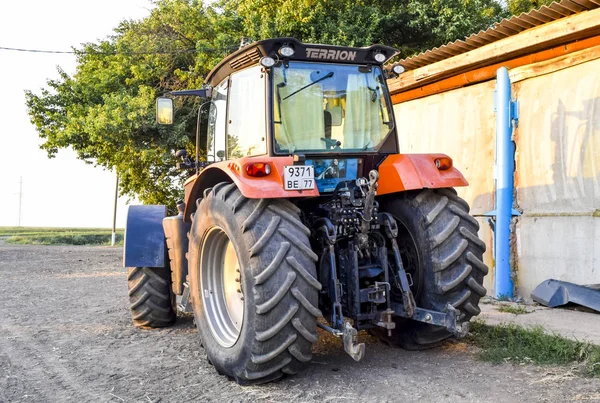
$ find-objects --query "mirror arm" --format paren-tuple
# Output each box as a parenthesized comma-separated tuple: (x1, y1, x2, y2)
(167, 89, 212, 98)
(158, 88, 213, 173)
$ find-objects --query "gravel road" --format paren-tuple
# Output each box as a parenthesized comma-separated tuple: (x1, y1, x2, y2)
(1, 244, 598, 402)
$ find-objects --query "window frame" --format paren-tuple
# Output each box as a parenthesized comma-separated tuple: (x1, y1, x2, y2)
(226, 65, 268, 160)
(206, 77, 229, 162)
(268, 61, 398, 156)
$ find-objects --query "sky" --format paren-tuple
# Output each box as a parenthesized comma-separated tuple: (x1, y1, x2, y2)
(0, 0, 153, 228)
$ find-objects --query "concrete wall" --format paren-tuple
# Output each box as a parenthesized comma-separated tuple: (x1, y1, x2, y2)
(393, 80, 497, 294)
(392, 53, 600, 299)
(512, 56, 600, 296)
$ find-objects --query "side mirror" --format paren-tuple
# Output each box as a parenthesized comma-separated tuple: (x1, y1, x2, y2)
(216, 150, 225, 161)
(156, 97, 174, 125)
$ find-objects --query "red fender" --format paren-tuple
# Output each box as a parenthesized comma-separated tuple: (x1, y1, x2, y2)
(183, 156, 320, 221)
(377, 154, 468, 195)
(183, 154, 468, 221)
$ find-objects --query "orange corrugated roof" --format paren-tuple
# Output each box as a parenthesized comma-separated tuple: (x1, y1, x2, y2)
(391, 0, 600, 71)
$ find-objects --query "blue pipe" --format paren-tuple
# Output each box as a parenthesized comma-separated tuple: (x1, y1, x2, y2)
(493, 67, 519, 299)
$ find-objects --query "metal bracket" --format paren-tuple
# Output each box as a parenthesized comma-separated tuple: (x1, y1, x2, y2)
(375, 308, 396, 337)
(178, 281, 193, 313)
(365, 282, 388, 304)
(388, 238, 416, 317)
(391, 303, 469, 339)
(511, 100, 519, 128)
(342, 322, 365, 362)
(315, 218, 344, 329)
(483, 208, 521, 217)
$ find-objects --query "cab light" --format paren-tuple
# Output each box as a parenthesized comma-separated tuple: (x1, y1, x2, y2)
(246, 163, 271, 177)
(260, 57, 276, 67)
(392, 64, 406, 75)
(435, 157, 452, 170)
(373, 52, 386, 63)
(279, 45, 295, 57)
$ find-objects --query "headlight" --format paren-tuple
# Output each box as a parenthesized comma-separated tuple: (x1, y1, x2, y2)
(393, 65, 406, 75)
(279, 45, 295, 57)
(373, 52, 386, 63)
(260, 56, 276, 67)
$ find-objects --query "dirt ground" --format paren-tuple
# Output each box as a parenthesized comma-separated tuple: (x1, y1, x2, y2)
(1, 244, 599, 403)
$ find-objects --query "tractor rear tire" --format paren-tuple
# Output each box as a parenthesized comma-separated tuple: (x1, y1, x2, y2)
(375, 188, 488, 350)
(188, 182, 320, 385)
(127, 266, 176, 328)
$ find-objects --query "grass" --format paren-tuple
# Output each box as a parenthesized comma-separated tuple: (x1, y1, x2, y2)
(468, 320, 600, 377)
(0, 227, 124, 246)
(497, 304, 529, 315)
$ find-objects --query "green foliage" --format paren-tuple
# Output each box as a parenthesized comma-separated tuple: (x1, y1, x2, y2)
(26, 0, 509, 206)
(0, 227, 124, 246)
(506, 0, 554, 15)
(25, 0, 239, 208)
(230, 0, 505, 56)
(469, 321, 600, 376)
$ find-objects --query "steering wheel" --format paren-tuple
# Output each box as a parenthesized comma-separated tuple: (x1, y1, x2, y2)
(321, 137, 342, 150)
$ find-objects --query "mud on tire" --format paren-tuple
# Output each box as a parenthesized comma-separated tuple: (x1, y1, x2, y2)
(375, 188, 488, 350)
(127, 266, 176, 328)
(188, 182, 321, 385)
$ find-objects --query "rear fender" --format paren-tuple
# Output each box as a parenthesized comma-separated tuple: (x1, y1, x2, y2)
(183, 156, 320, 222)
(123, 205, 166, 268)
(377, 154, 468, 195)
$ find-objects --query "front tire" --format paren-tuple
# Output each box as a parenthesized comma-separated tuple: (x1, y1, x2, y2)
(127, 266, 176, 328)
(188, 182, 321, 385)
(375, 188, 488, 349)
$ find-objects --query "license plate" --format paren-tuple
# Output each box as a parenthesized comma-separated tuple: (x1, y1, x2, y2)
(284, 165, 315, 190)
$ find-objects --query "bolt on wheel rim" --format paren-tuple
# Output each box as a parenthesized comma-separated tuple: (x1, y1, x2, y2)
(200, 226, 244, 347)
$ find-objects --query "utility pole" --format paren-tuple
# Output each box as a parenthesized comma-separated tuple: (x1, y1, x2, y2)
(111, 174, 119, 246)
(17, 177, 23, 227)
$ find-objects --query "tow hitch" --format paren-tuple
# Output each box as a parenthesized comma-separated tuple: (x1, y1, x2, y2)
(391, 303, 470, 338)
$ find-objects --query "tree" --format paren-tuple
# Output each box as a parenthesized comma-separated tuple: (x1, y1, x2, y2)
(227, 0, 505, 56)
(26, 1, 240, 207)
(26, 0, 507, 207)
(506, 0, 554, 15)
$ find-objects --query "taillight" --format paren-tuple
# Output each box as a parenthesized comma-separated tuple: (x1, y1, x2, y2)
(246, 163, 271, 177)
(435, 157, 452, 170)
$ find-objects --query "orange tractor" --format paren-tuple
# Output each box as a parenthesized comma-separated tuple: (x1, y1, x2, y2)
(124, 38, 488, 385)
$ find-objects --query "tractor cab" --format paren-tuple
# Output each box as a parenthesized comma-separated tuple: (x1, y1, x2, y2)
(157, 38, 406, 193)
(201, 38, 401, 160)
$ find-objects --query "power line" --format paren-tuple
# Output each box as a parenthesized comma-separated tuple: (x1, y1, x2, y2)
(0, 45, 237, 55)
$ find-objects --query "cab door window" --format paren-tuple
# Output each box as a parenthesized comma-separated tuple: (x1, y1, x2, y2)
(227, 66, 267, 158)
(207, 78, 228, 162)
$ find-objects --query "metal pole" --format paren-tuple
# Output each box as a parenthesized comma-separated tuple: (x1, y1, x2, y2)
(18, 176, 22, 227)
(493, 67, 518, 299)
(111, 174, 119, 246)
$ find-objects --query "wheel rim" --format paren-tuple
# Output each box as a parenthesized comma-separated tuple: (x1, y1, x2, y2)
(200, 226, 244, 347)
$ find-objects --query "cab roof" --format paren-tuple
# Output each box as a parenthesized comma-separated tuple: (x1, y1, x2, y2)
(205, 37, 398, 87)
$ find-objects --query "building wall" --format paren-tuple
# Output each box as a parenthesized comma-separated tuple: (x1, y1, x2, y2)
(512, 56, 600, 296)
(393, 80, 497, 294)
(392, 54, 600, 299)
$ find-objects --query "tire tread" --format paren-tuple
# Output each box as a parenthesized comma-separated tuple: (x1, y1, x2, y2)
(191, 184, 319, 384)
(127, 266, 175, 328)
